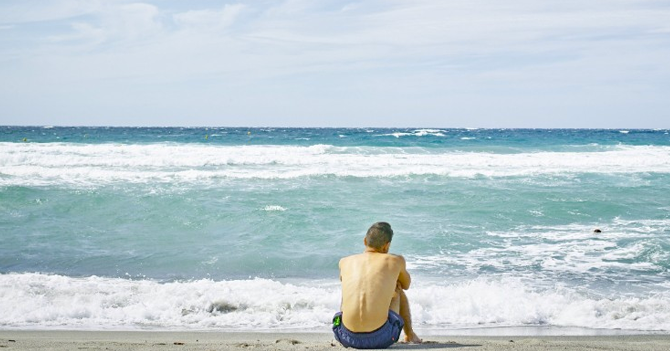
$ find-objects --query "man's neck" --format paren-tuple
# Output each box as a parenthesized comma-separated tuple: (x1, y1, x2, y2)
(364, 247, 387, 254)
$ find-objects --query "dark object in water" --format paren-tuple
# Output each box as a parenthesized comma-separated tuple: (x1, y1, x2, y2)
(593, 228, 602, 233)
(207, 300, 238, 313)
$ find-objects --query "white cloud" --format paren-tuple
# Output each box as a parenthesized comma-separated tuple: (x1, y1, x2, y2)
(173, 4, 245, 31)
(1, 0, 669, 127)
(110, 3, 162, 40)
(0, 0, 104, 24)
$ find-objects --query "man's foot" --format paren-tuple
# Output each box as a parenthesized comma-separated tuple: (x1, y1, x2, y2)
(403, 332, 422, 344)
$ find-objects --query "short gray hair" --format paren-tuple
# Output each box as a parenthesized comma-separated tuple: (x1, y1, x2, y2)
(365, 222, 393, 249)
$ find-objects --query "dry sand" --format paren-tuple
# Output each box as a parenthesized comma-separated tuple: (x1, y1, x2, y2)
(1, 331, 670, 351)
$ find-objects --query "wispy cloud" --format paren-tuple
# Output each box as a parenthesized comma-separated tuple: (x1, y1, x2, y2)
(173, 4, 245, 31)
(0, 0, 103, 24)
(1, 0, 669, 127)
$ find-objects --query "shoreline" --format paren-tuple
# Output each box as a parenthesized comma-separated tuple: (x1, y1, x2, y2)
(2, 330, 670, 350)
(2, 325, 667, 336)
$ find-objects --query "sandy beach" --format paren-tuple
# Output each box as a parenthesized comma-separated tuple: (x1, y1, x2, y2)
(1, 331, 670, 351)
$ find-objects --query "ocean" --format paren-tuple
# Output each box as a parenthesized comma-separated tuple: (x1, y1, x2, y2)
(1, 126, 669, 333)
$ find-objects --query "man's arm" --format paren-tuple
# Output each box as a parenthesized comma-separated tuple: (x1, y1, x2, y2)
(338, 258, 343, 281)
(338, 258, 343, 310)
(396, 255, 411, 290)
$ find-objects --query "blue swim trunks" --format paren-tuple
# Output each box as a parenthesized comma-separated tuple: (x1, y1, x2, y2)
(332, 311, 404, 349)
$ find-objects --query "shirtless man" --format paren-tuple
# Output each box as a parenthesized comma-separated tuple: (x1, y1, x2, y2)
(332, 222, 421, 349)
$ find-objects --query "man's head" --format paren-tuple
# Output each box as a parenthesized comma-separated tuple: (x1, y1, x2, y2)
(364, 222, 394, 252)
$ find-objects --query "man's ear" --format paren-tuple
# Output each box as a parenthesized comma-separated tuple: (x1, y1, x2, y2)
(363, 237, 368, 247)
(383, 242, 391, 253)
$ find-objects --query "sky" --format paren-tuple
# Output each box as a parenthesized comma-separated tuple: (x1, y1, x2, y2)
(1, 0, 669, 128)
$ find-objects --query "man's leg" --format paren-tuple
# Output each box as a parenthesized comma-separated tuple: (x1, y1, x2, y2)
(395, 285, 422, 343)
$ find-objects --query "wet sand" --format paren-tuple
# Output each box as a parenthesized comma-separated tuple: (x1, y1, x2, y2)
(1, 331, 670, 350)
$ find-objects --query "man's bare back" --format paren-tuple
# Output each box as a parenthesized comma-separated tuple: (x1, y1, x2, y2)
(339, 251, 409, 331)
(334, 222, 421, 347)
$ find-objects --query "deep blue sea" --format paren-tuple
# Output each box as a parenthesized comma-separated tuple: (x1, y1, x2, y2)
(1, 126, 669, 332)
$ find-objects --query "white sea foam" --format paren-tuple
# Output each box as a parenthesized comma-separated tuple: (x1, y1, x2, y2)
(408, 220, 670, 284)
(263, 205, 286, 212)
(1, 143, 670, 186)
(381, 129, 447, 138)
(0, 273, 338, 330)
(410, 278, 670, 330)
(1, 273, 668, 331)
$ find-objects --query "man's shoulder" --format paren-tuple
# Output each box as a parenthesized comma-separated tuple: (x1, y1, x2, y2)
(339, 253, 360, 265)
(340, 253, 359, 261)
(388, 253, 405, 260)
(370, 253, 406, 268)
(386, 254, 406, 267)
(340, 253, 405, 266)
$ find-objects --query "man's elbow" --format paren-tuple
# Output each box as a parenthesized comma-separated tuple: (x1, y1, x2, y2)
(398, 276, 411, 290)
(396, 281, 409, 291)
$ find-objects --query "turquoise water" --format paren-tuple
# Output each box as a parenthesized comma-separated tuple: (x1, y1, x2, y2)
(1, 127, 669, 331)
